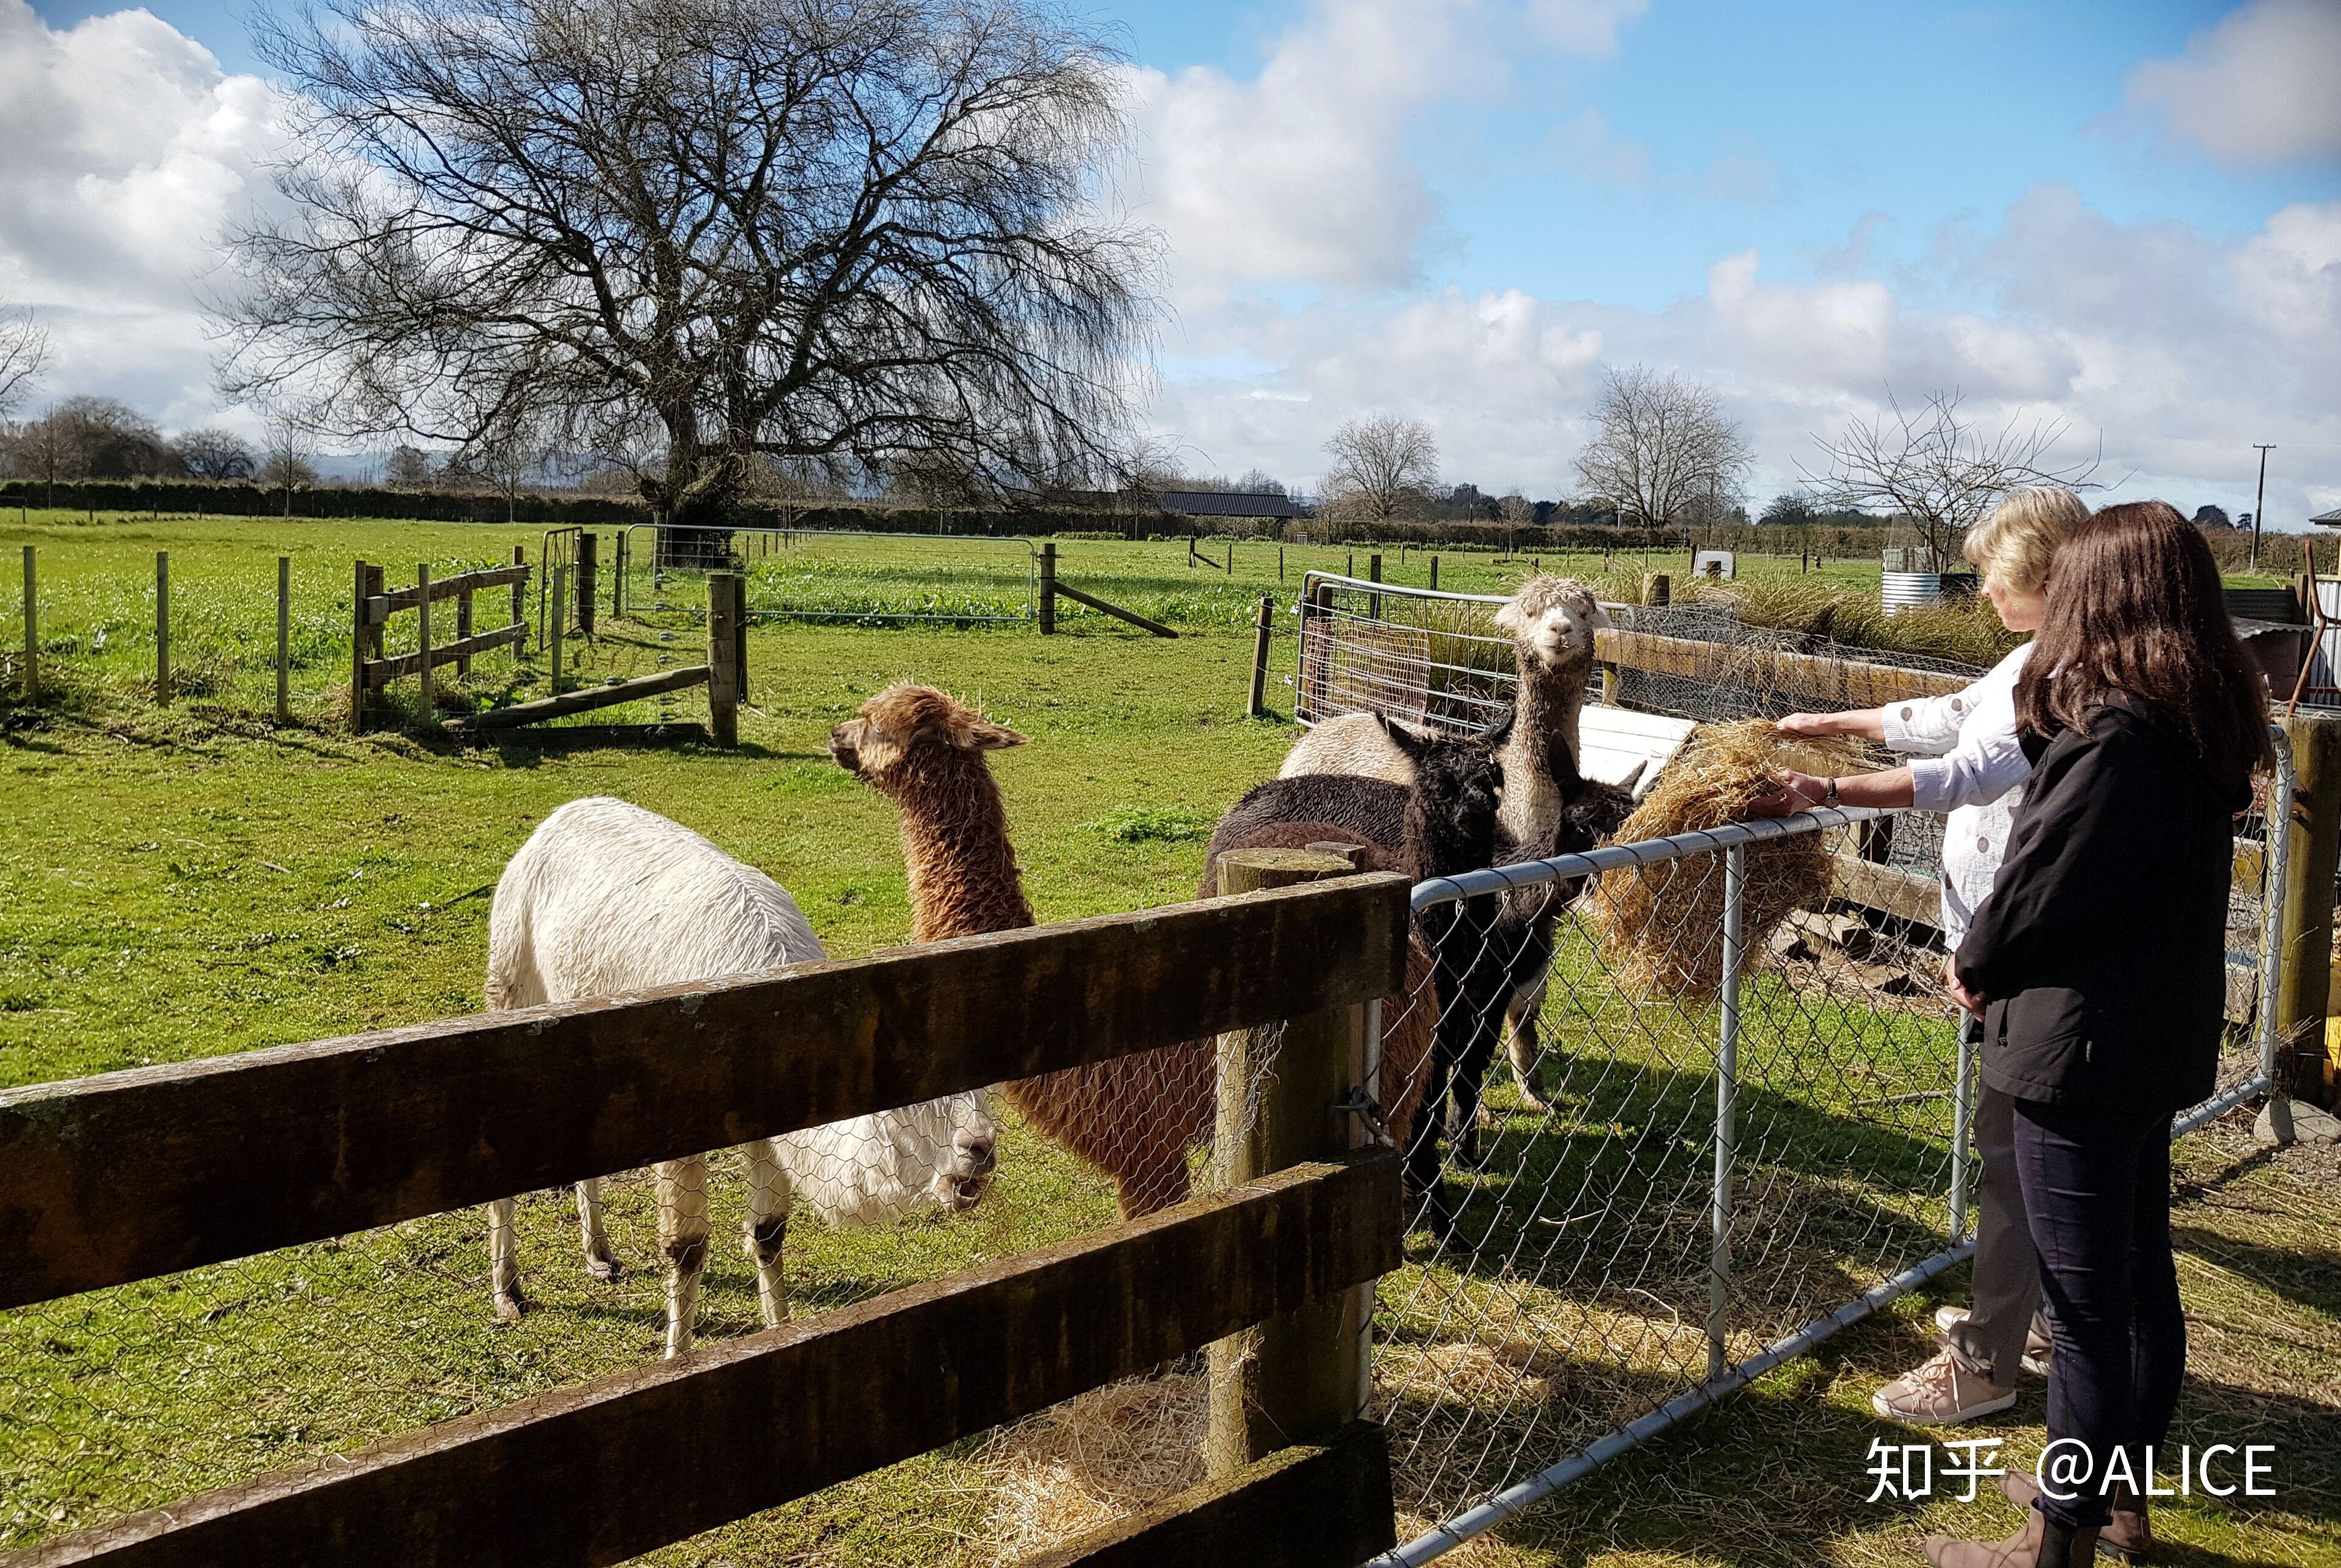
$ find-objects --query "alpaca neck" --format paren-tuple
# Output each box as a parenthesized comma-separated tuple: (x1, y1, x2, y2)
(1499, 662, 1586, 844)
(891, 753, 1034, 942)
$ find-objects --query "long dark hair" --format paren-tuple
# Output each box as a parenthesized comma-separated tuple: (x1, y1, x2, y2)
(2016, 500, 2270, 793)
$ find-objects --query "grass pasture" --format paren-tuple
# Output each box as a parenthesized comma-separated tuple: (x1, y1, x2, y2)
(2, 512, 2335, 1567)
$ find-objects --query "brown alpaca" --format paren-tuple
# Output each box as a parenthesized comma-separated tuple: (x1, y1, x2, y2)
(830, 683, 1210, 1218)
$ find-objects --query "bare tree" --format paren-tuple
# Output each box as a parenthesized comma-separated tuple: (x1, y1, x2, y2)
(1321, 415, 1438, 520)
(1496, 493, 1535, 528)
(1802, 388, 2099, 567)
(383, 445, 436, 489)
(217, 0, 1160, 531)
(178, 428, 258, 481)
(0, 300, 50, 418)
(1573, 366, 1751, 527)
(258, 418, 320, 515)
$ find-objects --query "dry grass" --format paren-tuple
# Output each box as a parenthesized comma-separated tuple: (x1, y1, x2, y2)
(1587, 719, 1866, 1000)
(964, 1373, 1208, 1563)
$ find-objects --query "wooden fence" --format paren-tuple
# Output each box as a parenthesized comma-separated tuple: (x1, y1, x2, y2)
(351, 552, 531, 730)
(0, 871, 1411, 1568)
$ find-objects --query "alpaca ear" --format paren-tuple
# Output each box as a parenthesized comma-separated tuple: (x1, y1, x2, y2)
(1493, 599, 1524, 636)
(953, 716, 1029, 750)
(1382, 715, 1432, 759)
(1584, 599, 1612, 632)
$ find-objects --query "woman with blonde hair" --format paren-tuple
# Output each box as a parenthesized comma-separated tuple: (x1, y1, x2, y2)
(1750, 487, 2086, 1430)
(1929, 501, 2267, 1567)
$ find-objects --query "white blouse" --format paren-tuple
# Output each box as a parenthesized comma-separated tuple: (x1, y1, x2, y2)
(1878, 641, 2034, 944)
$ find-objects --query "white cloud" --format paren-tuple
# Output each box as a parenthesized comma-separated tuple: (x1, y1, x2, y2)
(0, 0, 281, 429)
(1146, 192, 2341, 522)
(2125, 0, 2341, 166)
(1120, 0, 1651, 299)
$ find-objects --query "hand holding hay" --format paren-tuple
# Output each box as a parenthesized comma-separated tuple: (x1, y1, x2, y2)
(1587, 719, 1868, 1001)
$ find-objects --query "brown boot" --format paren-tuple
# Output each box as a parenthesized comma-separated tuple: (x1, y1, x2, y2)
(1999, 1471, 2154, 1562)
(1925, 1504, 2099, 1567)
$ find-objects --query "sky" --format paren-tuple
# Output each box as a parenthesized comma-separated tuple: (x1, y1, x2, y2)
(4, 0, 2339, 519)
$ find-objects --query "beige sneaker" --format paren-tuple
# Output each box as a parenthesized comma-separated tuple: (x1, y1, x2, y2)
(1934, 1305, 2054, 1377)
(1872, 1348, 2017, 1425)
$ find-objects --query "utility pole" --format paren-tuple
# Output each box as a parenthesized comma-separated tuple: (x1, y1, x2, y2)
(2253, 443, 2275, 574)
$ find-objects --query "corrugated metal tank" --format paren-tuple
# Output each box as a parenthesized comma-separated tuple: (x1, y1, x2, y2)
(1880, 570, 1943, 615)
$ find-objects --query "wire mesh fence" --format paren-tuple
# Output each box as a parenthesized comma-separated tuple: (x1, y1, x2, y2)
(1364, 736, 2293, 1563)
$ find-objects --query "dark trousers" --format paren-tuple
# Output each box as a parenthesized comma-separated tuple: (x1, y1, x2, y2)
(2012, 1097, 2185, 1530)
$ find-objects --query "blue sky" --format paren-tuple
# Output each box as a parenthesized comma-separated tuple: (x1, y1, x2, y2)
(7, 0, 2339, 514)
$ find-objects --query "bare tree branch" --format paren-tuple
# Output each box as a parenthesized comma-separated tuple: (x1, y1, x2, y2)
(1800, 387, 2102, 567)
(1321, 414, 1438, 520)
(1573, 365, 1751, 526)
(0, 300, 49, 419)
(214, 0, 1162, 528)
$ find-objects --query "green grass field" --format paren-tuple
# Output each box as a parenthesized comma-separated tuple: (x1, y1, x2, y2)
(2, 512, 2334, 1567)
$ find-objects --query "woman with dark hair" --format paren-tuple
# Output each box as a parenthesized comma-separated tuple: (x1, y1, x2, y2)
(1927, 501, 2270, 1568)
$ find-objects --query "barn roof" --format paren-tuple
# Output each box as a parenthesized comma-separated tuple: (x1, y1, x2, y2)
(2313, 507, 2341, 528)
(1154, 489, 1304, 519)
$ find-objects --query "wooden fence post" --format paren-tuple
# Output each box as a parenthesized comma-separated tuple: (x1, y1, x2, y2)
(1428, 555, 1438, 591)
(613, 530, 627, 620)
(351, 560, 380, 733)
(456, 582, 475, 679)
(549, 566, 566, 693)
(2276, 714, 2341, 1104)
(1642, 572, 1671, 607)
(275, 556, 291, 721)
(708, 570, 740, 746)
(577, 531, 598, 637)
(154, 550, 171, 705)
(1248, 595, 1273, 719)
(733, 573, 750, 705)
(415, 563, 434, 729)
(1039, 542, 1056, 635)
(19, 545, 34, 702)
(510, 545, 528, 657)
(1207, 848, 1372, 1477)
(1278, 545, 1285, 582)
(1367, 553, 1382, 621)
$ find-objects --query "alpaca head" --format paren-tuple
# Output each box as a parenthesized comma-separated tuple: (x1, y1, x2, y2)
(1383, 715, 1505, 877)
(828, 683, 1028, 796)
(928, 1091, 998, 1212)
(1494, 576, 1605, 675)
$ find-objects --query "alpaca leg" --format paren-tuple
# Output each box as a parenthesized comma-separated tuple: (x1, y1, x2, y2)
(741, 1140, 793, 1329)
(654, 1156, 711, 1358)
(1502, 991, 1552, 1114)
(487, 1196, 524, 1321)
(575, 1178, 620, 1281)
(1114, 1140, 1192, 1222)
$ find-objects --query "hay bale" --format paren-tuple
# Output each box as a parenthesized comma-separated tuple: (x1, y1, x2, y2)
(1587, 719, 1865, 1000)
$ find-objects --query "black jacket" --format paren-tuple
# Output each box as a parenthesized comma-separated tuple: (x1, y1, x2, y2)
(1954, 697, 2248, 1114)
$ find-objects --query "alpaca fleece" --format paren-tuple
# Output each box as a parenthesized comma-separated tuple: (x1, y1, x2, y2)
(484, 794, 995, 1356)
(832, 683, 1213, 1219)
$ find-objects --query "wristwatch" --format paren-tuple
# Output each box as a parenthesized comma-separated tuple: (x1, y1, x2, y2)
(1824, 777, 1840, 806)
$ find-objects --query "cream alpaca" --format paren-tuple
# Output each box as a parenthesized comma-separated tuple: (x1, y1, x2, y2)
(482, 795, 996, 1357)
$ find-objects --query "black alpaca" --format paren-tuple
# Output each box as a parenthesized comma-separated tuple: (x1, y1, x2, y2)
(1206, 716, 1511, 1236)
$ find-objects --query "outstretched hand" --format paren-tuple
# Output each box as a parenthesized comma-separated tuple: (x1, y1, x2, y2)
(1775, 712, 1840, 738)
(1745, 769, 1829, 819)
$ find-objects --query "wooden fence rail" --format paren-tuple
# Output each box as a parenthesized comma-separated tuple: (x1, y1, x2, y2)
(12, 1154, 1397, 1568)
(0, 874, 1410, 1310)
(0, 875, 1410, 1568)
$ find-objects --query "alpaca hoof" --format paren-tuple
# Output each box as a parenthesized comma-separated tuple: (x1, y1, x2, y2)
(493, 1287, 526, 1323)
(1512, 1082, 1554, 1114)
(584, 1252, 623, 1283)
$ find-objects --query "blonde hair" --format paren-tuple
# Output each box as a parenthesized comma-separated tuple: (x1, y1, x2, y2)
(1965, 487, 2088, 591)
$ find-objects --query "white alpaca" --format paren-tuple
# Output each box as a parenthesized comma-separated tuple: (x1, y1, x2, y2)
(1281, 576, 1607, 849)
(484, 796, 997, 1357)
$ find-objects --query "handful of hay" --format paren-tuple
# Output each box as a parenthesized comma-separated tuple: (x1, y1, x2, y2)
(1587, 719, 1866, 1001)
